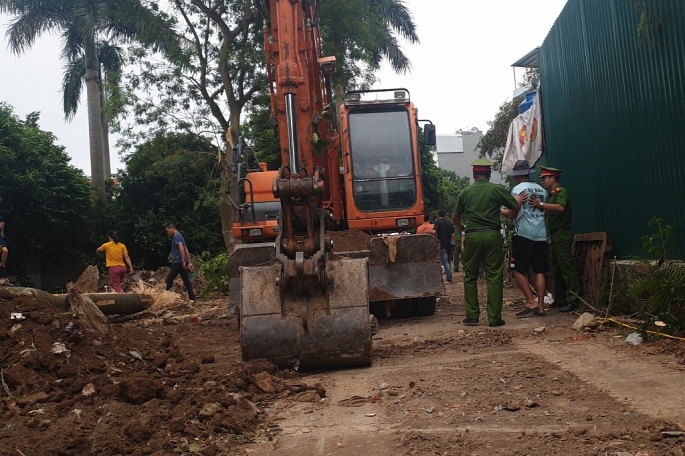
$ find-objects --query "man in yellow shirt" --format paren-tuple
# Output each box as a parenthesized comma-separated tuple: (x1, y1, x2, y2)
(96, 231, 134, 292)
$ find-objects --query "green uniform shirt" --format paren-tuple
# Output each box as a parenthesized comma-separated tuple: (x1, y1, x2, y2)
(455, 179, 518, 231)
(547, 186, 572, 232)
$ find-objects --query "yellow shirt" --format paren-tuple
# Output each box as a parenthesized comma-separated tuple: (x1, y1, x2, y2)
(99, 241, 128, 267)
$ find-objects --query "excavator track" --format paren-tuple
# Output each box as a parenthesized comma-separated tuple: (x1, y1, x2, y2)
(239, 254, 372, 370)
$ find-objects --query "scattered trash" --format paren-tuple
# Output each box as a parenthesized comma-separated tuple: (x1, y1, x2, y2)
(10, 313, 25, 321)
(129, 350, 145, 363)
(493, 405, 503, 412)
(544, 293, 554, 305)
(64, 322, 81, 335)
(662, 431, 685, 437)
(365, 413, 376, 417)
(654, 321, 667, 327)
(50, 342, 71, 358)
(8, 324, 22, 336)
(69, 408, 82, 419)
(625, 332, 643, 346)
(379, 382, 389, 390)
(26, 409, 46, 416)
(81, 383, 97, 397)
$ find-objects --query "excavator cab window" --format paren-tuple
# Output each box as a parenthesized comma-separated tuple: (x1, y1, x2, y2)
(348, 108, 417, 212)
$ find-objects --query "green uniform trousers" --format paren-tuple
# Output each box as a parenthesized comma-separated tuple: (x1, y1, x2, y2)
(550, 230, 581, 305)
(462, 231, 504, 325)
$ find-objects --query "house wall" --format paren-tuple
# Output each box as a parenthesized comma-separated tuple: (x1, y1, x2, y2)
(436, 132, 505, 184)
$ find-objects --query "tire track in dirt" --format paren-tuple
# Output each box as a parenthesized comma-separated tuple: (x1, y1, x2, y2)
(519, 338, 685, 427)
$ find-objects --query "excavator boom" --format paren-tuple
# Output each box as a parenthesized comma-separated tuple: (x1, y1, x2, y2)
(235, 0, 372, 369)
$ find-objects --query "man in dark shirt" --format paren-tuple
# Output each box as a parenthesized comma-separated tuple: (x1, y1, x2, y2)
(165, 223, 196, 303)
(434, 210, 455, 283)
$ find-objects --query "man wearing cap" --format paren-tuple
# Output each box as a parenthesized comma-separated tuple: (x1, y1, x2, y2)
(535, 166, 580, 312)
(455, 159, 526, 327)
(501, 160, 548, 317)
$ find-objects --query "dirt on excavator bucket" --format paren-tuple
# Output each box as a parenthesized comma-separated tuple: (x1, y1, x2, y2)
(239, 254, 372, 370)
(332, 234, 443, 319)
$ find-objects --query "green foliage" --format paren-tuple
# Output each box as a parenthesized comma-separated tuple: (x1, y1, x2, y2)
(605, 217, 685, 334)
(477, 98, 522, 169)
(418, 127, 470, 217)
(194, 252, 230, 297)
(627, 263, 685, 334)
(640, 217, 675, 266)
(0, 103, 93, 273)
(112, 133, 224, 269)
(241, 95, 281, 171)
(635, 1, 662, 49)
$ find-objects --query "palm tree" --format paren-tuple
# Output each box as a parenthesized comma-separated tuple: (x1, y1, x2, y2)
(369, 0, 419, 74)
(62, 40, 125, 180)
(0, 0, 177, 199)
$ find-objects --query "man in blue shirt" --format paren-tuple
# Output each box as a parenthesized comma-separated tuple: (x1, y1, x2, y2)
(501, 161, 548, 317)
(165, 223, 196, 303)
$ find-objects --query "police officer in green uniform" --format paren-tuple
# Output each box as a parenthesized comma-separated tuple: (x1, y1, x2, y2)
(455, 159, 525, 327)
(535, 166, 581, 312)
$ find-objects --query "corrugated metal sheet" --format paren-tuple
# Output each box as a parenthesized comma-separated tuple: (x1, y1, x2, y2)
(539, 0, 685, 258)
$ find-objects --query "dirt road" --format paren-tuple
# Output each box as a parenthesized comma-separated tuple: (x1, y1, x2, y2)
(242, 276, 685, 456)
(1, 275, 684, 455)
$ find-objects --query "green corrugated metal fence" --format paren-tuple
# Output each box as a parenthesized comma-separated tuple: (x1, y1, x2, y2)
(539, 0, 685, 258)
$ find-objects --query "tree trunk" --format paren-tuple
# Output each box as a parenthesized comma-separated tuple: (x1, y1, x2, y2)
(86, 68, 106, 199)
(100, 85, 111, 180)
(219, 119, 241, 254)
(4, 287, 153, 315)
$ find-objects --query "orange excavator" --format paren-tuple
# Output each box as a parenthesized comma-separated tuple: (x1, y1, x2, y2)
(229, 0, 441, 369)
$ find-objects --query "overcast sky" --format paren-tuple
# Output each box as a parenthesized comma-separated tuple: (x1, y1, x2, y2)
(0, 0, 568, 176)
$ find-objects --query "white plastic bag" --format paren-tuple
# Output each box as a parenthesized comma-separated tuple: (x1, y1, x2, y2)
(625, 332, 643, 346)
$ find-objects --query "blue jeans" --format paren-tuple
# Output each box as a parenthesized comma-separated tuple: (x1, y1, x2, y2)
(440, 248, 453, 282)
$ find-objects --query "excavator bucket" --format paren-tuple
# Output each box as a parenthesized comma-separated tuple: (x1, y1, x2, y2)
(367, 234, 443, 302)
(228, 243, 276, 314)
(239, 254, 372, 369)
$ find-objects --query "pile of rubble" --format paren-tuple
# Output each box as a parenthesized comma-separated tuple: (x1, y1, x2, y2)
(0, 288, 318, 455)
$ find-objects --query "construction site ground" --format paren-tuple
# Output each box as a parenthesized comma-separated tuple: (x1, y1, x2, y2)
(1, 272, 685, 456)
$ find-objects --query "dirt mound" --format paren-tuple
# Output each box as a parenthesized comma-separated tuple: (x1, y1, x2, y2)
(330, 230, 372, 253)
(0, 289, 304, 455)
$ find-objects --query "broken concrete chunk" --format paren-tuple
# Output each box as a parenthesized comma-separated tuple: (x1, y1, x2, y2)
(572, 312, 597, 331)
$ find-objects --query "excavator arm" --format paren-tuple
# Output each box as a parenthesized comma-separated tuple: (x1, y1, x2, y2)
(236, 0, 372, 369)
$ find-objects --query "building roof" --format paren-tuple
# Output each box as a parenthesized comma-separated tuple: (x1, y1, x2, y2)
(511, 47, 540, 68)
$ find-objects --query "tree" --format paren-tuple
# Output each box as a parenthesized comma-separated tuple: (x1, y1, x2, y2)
(0, 0, 178, 199)
(477, 68, 539, 170)
(113, 0, 420, 252)
(418, 128, 470, 216)
(0, 103, 93, 276)
(112, 132, 224, 269)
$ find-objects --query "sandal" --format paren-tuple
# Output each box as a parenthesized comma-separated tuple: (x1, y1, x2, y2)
(515, 307, 537, 317)
(534, 310, 546, 317)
